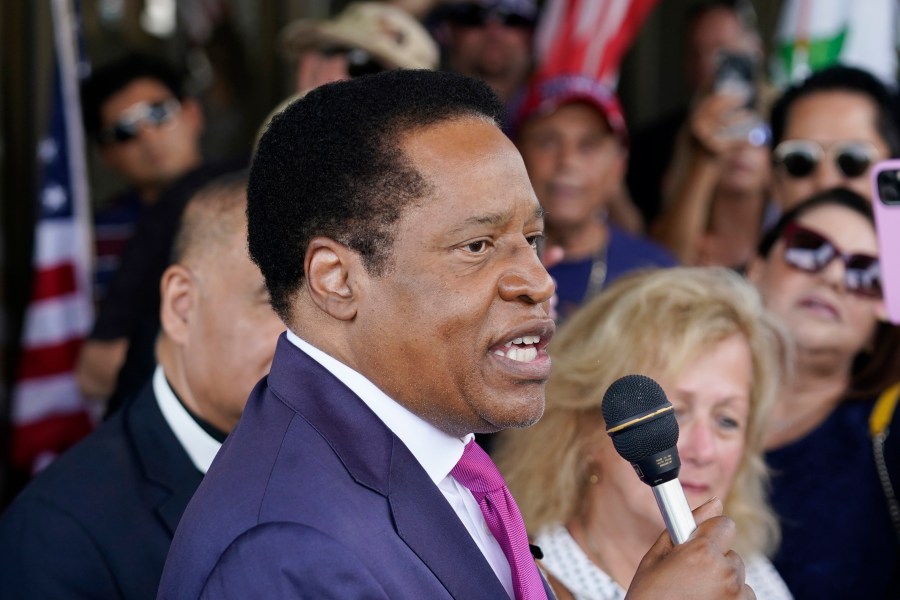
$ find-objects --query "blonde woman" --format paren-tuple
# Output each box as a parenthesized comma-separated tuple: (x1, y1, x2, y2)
(495, 267, 792, 599)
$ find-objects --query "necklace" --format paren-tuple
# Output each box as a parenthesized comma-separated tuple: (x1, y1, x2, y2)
(583, 243, 609, 304)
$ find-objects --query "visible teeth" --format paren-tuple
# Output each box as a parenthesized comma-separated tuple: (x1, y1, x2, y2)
(494, 349, 506, 357)
(507, 347, 538, 362)
(508, 335, 541, 347)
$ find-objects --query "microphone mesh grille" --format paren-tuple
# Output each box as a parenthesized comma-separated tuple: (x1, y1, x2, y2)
(602, 374, 679, 462)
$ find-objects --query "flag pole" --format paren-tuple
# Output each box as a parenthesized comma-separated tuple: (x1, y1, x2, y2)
(50, 0, 93, 297)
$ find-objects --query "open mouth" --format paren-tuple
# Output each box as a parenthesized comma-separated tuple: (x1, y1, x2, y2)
(492, 335, 543, 363)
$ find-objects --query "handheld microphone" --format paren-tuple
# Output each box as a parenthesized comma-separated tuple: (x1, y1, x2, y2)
(602, 374, 697, 544)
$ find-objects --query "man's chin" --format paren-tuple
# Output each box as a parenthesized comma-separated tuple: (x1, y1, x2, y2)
(482, 396, 545, 432)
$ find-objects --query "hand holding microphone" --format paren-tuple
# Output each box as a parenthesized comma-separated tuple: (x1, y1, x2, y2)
(604, 374, 755, 599)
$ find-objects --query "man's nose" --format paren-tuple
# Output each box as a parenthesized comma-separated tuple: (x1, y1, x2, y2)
(498, 242, 556, 305)
(811, 156, 846, 192)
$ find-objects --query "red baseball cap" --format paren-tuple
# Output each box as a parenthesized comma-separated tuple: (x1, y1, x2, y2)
(515, 74, 628, 148)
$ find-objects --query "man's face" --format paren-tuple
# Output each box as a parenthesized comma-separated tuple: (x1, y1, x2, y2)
(448, 16, 531, 84)
(349, 117, 556, 436)
(773, 91, 890, 209)
(182, 226, 284, 432)
(517, 103, 625, 233)
(99, 77, 203, 195)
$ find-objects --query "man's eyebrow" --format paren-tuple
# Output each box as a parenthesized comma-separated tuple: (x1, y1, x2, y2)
(446, 206, 545, 236)
(446, 210, 513, 235)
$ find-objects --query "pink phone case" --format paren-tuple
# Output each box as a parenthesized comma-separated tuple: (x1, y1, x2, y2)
(870, 160, 900, 324)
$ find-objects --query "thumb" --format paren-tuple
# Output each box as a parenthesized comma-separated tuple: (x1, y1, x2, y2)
(639, 496, 726, 568)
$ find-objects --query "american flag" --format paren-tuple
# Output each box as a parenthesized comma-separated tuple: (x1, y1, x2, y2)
(10, 0, 94, 475)
(534, 0, 659, 87)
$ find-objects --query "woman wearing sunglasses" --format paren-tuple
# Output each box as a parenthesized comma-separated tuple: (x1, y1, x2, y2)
(747, 187, 900, 599)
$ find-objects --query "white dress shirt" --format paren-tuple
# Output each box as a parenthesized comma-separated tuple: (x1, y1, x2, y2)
(286, 330, 514, 599)
(154, 365, 222, 474)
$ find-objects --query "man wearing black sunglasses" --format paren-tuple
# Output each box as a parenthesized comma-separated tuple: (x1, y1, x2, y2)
(769, 65, 900, 211)
(81, 54, 205, 210)
(78, 54, 237, 416)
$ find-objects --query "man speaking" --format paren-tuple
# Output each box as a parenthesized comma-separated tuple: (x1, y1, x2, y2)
(160, 70, 752, 599)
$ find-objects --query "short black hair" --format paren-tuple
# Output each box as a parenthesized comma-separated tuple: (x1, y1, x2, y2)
(247, 69, 503, 322)
(769, 65, 900, 156)
(80, 52, 186, 140)
(757, 187, 872, 259)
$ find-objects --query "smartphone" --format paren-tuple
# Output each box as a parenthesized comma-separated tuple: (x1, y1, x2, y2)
(713, 51, 765, 143)
(870, 159, 900, 324)
(713, 51, 758, 110)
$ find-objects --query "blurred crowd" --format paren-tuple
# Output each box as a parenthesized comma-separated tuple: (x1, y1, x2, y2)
(2, 0, 900, 598)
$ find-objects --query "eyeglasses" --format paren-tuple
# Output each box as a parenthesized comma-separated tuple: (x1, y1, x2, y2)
(446, 3, 535, 29)
(772, 139, 879, 179)
(99, 99, 181, 145)
(318, 46, 387, 78)
(781, 221, 882, 298)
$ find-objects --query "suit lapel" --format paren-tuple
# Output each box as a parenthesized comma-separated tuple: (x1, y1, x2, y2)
(269, 337, 541, 598)
(126, 382, 204, 535)
(388, 439, 510, 599)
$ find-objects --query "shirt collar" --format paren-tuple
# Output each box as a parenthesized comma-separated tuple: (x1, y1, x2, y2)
(153, 365, 222, 474)
(286, 330, 472, 483)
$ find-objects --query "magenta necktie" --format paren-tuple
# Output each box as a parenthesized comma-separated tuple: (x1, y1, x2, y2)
(451, 440, 548, 600)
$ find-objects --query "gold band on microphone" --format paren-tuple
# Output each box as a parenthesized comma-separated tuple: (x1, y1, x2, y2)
(606, 405, 674, 434)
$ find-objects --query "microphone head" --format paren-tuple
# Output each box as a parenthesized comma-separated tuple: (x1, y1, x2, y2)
(602, 374, 681, 485)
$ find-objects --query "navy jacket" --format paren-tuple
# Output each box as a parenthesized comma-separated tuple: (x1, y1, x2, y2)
(0, 378, 203, 599)
(160, 335, 554, 599)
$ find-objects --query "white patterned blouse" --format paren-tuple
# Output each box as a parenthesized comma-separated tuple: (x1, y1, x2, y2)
(535, 523, 793, 600)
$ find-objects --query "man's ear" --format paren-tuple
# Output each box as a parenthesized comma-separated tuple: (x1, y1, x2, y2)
(304, 237, 360, 321)
(160, 264, 196, 345)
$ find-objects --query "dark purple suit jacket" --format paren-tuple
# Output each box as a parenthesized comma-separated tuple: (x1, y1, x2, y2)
(159, 335, 554, 598)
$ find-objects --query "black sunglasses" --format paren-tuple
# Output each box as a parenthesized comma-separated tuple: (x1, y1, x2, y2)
(318, 46, 387, 78)
(772, 139, 879, 179)
(781, 221, 882, 298)
(446, 3, 534, 29)
(99, 99, 181, 145)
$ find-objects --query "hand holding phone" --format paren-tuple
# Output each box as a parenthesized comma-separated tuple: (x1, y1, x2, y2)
(713, 51, 758, 109)
(870, 160, 900, 324)
(711, 51, 767, 145)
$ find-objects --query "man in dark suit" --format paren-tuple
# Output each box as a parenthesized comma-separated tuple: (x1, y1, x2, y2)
(160, 70, 754, 599)
(0, 175, 284, 599)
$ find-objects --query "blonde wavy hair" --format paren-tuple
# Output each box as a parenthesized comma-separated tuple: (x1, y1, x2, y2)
(495, 267, 789, 558)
